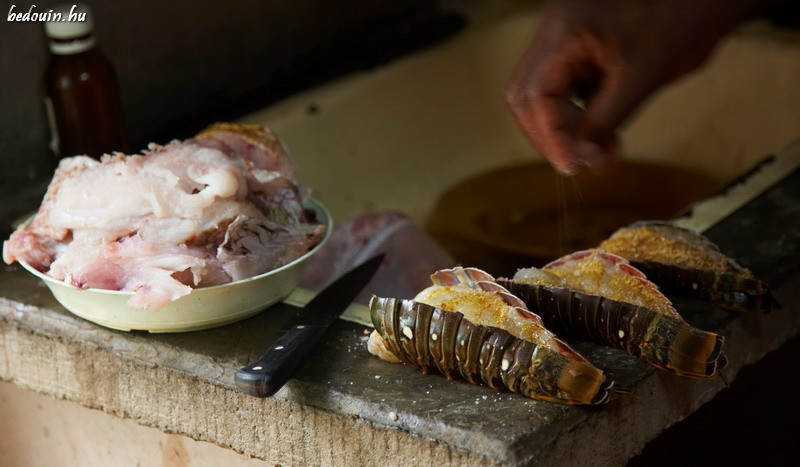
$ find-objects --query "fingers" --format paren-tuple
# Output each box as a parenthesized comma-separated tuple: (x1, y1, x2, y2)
(526, 94, 585, 175)
(579, 66, 655, 150)
(504, 0, 740, 175)
(505, 34, 659, 175)
(505, 29, 570, 173)
(505, 33, 612, 175)
(505, 65, 580, 174)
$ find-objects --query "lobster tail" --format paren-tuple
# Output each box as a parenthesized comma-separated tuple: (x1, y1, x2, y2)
(499, 280, 727, 378)
(629, 260, 774, 313)
(599, 221, 774, 313)
(369, 296, 613, 405)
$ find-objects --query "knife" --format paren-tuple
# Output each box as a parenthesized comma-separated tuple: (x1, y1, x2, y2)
(234, 254, 384, 397)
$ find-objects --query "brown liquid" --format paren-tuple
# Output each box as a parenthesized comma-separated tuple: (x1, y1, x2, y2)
(44, 46, 128, 159)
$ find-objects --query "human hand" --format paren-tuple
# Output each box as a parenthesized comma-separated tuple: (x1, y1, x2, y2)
(504, 0, 774, 174)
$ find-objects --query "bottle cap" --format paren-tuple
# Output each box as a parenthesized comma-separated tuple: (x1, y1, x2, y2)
(44, 3, 94, 39)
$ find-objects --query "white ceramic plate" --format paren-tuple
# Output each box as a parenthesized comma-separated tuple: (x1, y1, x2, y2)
(17, 198, 332, 333)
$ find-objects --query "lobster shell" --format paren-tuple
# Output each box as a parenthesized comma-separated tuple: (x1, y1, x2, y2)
(369, 295, 614, 405)
(599, 221, 773, 313)
(627, 260, 774, 313)
(497, 280, 727, 378)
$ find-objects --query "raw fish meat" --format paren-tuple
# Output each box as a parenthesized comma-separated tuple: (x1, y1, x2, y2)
(3, 124, 325, 311)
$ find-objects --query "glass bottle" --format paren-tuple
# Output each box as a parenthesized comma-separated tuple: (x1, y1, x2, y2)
(43, 3, 128, 159)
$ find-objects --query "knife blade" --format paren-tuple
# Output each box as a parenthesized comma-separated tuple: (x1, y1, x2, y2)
(234, 254, 384, 397)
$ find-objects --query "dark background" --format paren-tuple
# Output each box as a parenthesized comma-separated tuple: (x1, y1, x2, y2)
(630, 333, 800, 466)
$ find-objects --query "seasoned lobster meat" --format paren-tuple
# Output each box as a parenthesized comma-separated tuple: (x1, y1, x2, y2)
(499, 249, 726, 378)
(368, 267, 614, 405)
(598, 221, 773, 312)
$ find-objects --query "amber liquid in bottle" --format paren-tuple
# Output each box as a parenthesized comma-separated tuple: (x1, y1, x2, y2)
(44, 40, 129, 159)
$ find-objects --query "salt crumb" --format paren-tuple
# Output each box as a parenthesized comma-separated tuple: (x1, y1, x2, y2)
(389, 412, 398, 421)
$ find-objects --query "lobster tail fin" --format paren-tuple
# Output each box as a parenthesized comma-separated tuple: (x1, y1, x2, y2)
(650, 323, 726, 377)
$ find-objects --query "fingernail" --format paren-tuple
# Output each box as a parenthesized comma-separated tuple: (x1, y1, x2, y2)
(554, 160, 577, 176)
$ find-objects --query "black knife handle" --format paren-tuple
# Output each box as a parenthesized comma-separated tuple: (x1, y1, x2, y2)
(234, 323, 328, 397)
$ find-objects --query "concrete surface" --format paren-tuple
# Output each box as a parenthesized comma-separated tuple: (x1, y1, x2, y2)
(0, 380, 270, 467)
(1, 162, 799, 465)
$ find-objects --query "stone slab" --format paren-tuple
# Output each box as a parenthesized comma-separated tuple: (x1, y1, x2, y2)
(1, 158, 799, 465)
